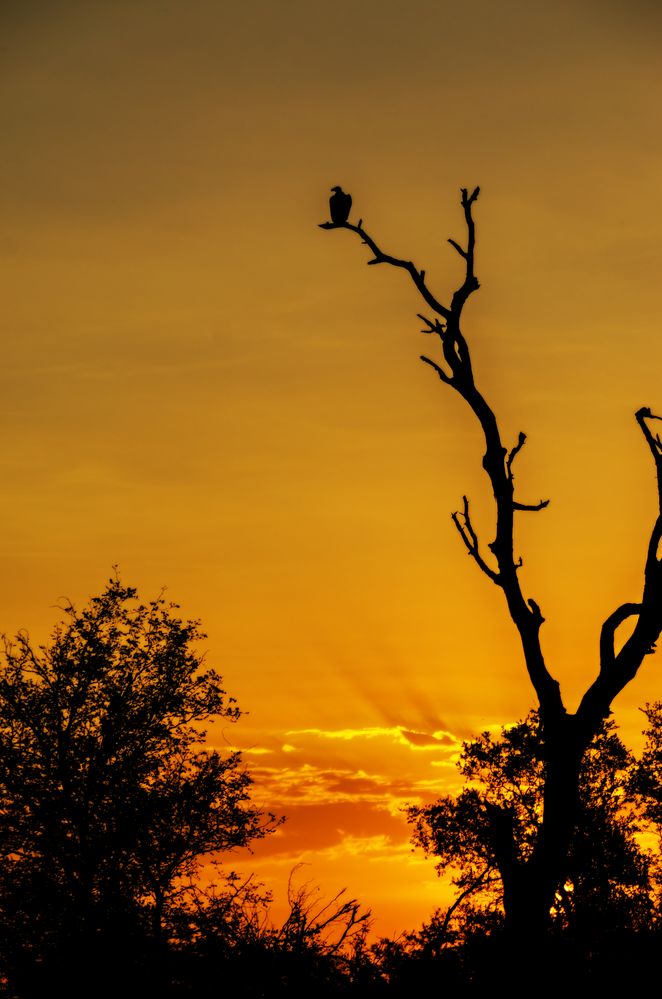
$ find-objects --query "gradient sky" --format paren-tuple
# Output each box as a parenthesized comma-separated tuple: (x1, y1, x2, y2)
(2, 0, 662, 934)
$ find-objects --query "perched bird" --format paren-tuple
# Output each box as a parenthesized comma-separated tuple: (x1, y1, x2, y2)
(330, 186, 352, 225)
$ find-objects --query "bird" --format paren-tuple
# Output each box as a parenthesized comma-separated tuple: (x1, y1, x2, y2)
(329, 186, 352, 225)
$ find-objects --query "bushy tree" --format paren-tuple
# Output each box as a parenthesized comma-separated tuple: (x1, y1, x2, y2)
(407, 713, 655, 946)
(0, 576, 271, 997)
(169, 870, 372, 998)
(634, 702, 662, 825)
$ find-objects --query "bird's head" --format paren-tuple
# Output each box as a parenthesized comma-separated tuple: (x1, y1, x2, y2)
(331, 186, 343, 193)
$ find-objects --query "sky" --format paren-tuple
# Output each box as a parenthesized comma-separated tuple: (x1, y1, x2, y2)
(2, 0, 662, 935)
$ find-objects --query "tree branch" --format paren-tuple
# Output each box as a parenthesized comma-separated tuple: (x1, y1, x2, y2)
(577, 409, 662, 728)
(439, 865, 493, 941)
(513, 499, 550, 512)
(507, 433, 549, 512)
(418, 313, 445, 338)
(449, 186, 480, 317)
(598, 603, 641, 673)
(506, 432, 527, 478)
(448, 238, 468, 260)
(451, 496, 500, 584)
(319, 220, 451, 321)
(636, 407, 662, 508)
(420, 354, 453, 385)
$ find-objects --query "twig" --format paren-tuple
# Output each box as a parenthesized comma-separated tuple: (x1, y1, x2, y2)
(451, 496, 500, 584)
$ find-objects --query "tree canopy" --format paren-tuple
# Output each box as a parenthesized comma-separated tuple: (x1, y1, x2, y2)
(407, 713, 656, 944)
(0, 575, 271, 996)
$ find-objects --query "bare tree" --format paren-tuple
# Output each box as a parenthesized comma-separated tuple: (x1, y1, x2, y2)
(320, 188, 662, 943)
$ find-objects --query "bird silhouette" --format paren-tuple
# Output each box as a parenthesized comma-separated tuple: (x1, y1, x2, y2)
(330, 186, 352, 225)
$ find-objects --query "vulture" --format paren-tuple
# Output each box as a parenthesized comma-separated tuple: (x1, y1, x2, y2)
(330, 186, 352, 225)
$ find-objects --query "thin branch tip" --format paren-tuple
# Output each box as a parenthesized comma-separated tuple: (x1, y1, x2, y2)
(450, 495, 500, 584)
(636, 406, 659, 421)
(461, 186, 480, 206)
(448, 238, 468, 259)
(514, 499, 550, 512)
(420, 355, 452, 384)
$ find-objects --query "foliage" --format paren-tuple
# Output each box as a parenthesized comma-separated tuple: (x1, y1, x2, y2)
(407, 712, 656, 941)
(634, 702, 662, 825)
(0, 575, 272, 996)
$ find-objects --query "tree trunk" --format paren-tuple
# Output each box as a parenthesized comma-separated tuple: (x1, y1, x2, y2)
(505, 718, 587, 940)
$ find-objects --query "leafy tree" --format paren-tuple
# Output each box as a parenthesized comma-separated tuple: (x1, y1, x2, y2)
(632, 702, 662, 891)
(634, 702, 662, 822)
(407, 713, 655, 944)
(320, 187, 662, 941)
(0, 575, 272, 997)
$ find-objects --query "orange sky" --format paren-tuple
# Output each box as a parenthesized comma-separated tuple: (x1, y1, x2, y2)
(2, 0, 662, 935)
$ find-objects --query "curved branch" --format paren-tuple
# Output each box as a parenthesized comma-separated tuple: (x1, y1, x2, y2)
(577, 410, 662, 728)
(598, 603, 641, 673)
(440, 865, 494, 941)
(319, 220, 451, 321)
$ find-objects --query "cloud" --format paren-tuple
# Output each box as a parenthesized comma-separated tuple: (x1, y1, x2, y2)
(287, 725, 402, 742)
(243, 799, 410, 860)
(209, 721, 475, 937)
(286, 724, 460, 752)
(221, 720, 468, 886)
(401, 728, 458, 748)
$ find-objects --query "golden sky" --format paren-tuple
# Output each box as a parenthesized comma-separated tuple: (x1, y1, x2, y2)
(2, 0, 662, 934)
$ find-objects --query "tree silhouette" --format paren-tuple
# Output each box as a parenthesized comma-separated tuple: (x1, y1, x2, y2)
(0, 575, 273, 997)
(408, 714, 655, 942)
(320, 188, 662, 944)
(632, 702, 662, 857)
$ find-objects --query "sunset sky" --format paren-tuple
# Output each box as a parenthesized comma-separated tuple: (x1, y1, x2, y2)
(3, 0, 662, 934)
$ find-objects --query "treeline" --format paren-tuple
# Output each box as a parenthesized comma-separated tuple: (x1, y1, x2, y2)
(1, 578, 661, 997)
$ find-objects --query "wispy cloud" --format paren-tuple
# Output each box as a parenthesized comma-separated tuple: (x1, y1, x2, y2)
(286, 725, 460, 752)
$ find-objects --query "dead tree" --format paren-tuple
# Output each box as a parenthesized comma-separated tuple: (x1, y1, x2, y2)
(320, 189, 662, 940)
